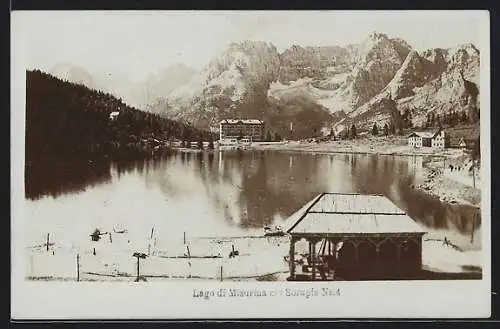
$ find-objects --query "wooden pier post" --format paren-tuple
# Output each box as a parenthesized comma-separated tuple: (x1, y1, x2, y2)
(311, 241, 316, 281)
(289, 238, 295, 280)
(76, 253, 80, 282)
(136, 256, 140, 280)
(46, 233, 50, 251)
(220, 266, 223, 282)
(183, 232, 186, 245)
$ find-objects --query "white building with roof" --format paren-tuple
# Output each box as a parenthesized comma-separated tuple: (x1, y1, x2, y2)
(407, 128, 446, 149)
(219, 119, 265, 143)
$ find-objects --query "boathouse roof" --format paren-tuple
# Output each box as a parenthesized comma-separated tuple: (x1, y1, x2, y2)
(287, 193, 426, 236)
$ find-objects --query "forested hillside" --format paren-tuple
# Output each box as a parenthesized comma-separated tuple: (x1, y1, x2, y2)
(25, 70, 208, 162)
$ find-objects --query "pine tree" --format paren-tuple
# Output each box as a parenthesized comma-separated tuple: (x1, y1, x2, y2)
(208, 135, 214, 150)
(389, 121, 396, 135)
(461, 110, 468, 123)
(383, 123, 389, 136)
(350, 124, 357, 139)
(474, 107, 480, 122)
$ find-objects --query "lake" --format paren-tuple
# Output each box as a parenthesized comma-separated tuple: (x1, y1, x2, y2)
(24, 150, 481, 252)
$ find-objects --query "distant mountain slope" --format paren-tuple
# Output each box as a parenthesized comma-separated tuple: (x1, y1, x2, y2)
(52, 32, 480, 139)
(49, 63, 197, 109)
(148, 40, 337, 137)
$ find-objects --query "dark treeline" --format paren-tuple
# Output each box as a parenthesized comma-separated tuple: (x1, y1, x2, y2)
(25, 70, 211, 163)
(424, 108, 479, 129)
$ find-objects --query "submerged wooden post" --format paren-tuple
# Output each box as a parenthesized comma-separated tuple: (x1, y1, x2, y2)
(76, 253, 80, 282)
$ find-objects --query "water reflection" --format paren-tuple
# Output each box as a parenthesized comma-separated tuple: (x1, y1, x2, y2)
(25, 150, 481, 250)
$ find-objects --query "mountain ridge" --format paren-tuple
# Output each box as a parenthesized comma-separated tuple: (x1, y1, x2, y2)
(50, 33, 480, 138)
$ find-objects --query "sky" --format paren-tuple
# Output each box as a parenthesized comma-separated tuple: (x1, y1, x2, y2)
(12, 10, 487, 83)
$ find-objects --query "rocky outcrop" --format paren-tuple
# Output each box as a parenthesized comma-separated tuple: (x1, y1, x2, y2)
(144, 33, 480, 137)
(345, 33, 411, 109)
(278, 45, 355, 83)
(343, 42, 480, 130)
(161, 41, 281, 127)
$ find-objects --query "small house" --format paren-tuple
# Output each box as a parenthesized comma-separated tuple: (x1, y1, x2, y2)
(431, 128, 446, 148)
(459, 138, 467, 150)
(407, 128, 446, 149)
(109, 111, 120, 121)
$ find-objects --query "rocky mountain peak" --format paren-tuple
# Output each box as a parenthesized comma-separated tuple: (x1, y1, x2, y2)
(144, 32, 480, 137)
(345, 33, 412, 109)
(446, 43, 480, 84)
(387, 50, 428, 100)
(367, 32, 389, 42)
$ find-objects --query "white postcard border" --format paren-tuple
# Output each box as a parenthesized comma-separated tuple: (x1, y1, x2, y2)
(11, 10, 492, 319)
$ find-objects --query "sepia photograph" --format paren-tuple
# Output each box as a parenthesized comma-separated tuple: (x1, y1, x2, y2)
(11, 10, 490, 319)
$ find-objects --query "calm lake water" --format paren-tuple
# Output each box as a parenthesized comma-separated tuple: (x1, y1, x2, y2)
(24, 150, 481, 251)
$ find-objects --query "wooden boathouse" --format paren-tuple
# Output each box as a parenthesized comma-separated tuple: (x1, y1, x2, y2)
(286, 193, 426, 281)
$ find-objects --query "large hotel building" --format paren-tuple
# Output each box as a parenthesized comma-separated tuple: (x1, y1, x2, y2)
(219, 119, 265, 142)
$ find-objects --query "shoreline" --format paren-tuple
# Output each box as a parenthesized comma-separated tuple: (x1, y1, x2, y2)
(246, 138, 462, 158)
(413, 157, 481, 208)
(245, 138, 481, 207)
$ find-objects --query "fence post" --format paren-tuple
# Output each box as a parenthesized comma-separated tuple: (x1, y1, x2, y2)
(76, 253, 80, 282)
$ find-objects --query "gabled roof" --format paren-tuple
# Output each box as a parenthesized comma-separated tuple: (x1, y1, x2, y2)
(287, 193, 426, 235)
(220, 119, 264, 124)
(407, 128, 443, 139)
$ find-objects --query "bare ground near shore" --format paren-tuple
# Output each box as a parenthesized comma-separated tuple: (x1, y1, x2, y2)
(415, 157, 481, 207)
(251, 136, 463, 158)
